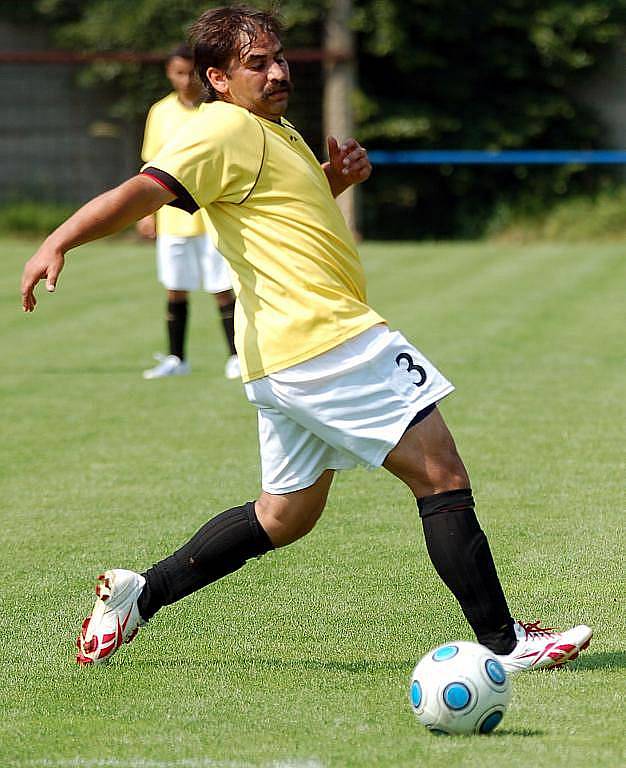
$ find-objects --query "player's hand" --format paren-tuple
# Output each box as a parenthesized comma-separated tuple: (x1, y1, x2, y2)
(327, 136, 372, 186)
(21, 244, 65, 312)
(136, 214, 156, 240)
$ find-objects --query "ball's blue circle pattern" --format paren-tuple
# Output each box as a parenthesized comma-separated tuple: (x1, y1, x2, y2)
(479, 710, 503, 733)
(410, 680, 422, 708)
(432, 645, 459, 661)
(443, 682, 471, 710)
(485, 658, 507, 685)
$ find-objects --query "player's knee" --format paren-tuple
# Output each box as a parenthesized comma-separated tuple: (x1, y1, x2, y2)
(389, 441, 470, 498)
(423, 451, 469, 496)
(255, 495, 325, 547)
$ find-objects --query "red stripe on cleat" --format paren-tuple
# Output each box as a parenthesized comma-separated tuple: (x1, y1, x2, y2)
(83, 637, 98, 653)
(557, 644, 576, 654)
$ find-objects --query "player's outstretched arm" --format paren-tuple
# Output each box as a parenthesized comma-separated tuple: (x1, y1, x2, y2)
(322, 137, 372, 198)
(21, 174, 174, 312)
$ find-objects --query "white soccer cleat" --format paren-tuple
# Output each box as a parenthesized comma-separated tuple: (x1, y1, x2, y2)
(224, 354, 241, 380)
(76, 569, 146, 666)
(498, 620, 592, 674)
(143, 353, 190, 379)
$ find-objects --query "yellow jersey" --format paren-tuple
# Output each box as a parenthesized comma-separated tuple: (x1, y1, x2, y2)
(141, 92, 206, 237)
(142, 101, 384, 382)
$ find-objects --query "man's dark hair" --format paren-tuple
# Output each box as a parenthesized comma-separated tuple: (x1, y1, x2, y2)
(167, 43, 194, 63)
(189, 5, 283, 101)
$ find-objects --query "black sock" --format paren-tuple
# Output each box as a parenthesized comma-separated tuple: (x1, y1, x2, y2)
(219, 299, 237, 356)
(138, 502, 273, 621)
(417, 489, 516, 655)
(167, 299, 188, 360)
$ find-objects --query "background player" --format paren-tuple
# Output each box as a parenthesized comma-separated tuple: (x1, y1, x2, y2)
(21, 6, 591, 674)
(138, 43, 240, 380)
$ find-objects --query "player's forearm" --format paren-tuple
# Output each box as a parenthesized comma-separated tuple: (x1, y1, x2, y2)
(47, 175, 172, 253)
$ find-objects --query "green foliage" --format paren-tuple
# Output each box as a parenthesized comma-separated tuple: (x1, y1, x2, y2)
(353, 0, 626, 237)
(22, 0, 625, 140)
(7, 0, 626, 236)
(30, 0, 220, 121)
(353, 0, 625, 150)
(0, 201, 75, 236)
(487, 183, 626, 241)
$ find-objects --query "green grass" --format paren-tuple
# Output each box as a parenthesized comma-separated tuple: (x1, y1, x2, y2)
(1, 236, 624, 768)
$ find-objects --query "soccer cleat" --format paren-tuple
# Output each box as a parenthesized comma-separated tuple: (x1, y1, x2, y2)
(143, 353, 190, 379)
(224, 354, 241, 380)
(498, 620, 592, 674)
(76, 569, 146, 665)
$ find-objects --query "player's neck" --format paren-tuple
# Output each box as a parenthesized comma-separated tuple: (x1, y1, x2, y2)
(176, 93, 202, 109)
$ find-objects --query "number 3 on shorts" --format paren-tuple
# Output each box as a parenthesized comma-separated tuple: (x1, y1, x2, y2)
(395, 352, 427, 387)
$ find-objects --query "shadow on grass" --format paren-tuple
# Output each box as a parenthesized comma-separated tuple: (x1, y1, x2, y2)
(132, 656, 413, 674)
(119, 651, 626, 676)
(573, 651, 626, 671)
(125, 651, 626, 677)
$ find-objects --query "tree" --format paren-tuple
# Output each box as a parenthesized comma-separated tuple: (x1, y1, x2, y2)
(6, 0, 626, 236)
(323, 0, 357, 233)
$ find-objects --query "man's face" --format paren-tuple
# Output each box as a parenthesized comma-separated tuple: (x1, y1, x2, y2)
(210, 31, 292, 122)
(166, 56, 202, 103)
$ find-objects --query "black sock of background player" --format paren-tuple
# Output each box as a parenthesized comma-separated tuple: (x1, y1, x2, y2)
(138, 502, 273, 621)
(219, 299, 237, 356)
(167, 299, 188, 360)
(417, 489, 516, 655)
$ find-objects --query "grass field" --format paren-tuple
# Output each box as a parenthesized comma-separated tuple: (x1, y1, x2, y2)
(1, 235, 624, 768)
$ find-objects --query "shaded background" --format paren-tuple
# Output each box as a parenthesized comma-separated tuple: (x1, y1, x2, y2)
(1, 0, 625, 239)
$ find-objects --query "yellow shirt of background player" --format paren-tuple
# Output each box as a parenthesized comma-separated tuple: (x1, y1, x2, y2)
(143, 101, 384, 382)
(141, 92, 206, 237)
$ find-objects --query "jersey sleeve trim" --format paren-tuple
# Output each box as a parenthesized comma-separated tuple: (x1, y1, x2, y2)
(240, 117, 266, 205)
(141, 167, 199, 214)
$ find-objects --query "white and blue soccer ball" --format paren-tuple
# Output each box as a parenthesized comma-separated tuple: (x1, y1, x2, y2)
(409, 640, 511, 735)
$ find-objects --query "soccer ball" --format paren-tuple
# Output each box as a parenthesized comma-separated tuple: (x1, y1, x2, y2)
(409, 640, 511, 735)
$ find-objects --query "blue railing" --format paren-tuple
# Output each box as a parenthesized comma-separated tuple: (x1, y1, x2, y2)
(367, 150, 626, 165)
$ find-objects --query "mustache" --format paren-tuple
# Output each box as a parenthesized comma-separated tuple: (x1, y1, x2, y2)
(263, 81, 293, 97)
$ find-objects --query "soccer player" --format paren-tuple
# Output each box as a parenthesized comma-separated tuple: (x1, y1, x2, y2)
(138, 43, 240, 380)
(21, 6, 591, 673)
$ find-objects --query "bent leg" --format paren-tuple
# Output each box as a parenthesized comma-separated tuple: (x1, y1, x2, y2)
(138, 470, 334, 619)
(255, 469, 334, 546)
(385, 408, 515, 654)
(383, 406, 468, 496)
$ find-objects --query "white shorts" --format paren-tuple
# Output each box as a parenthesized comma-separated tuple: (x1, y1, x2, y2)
(156, 234, 232, 293)
(244, 324, 455, 494)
